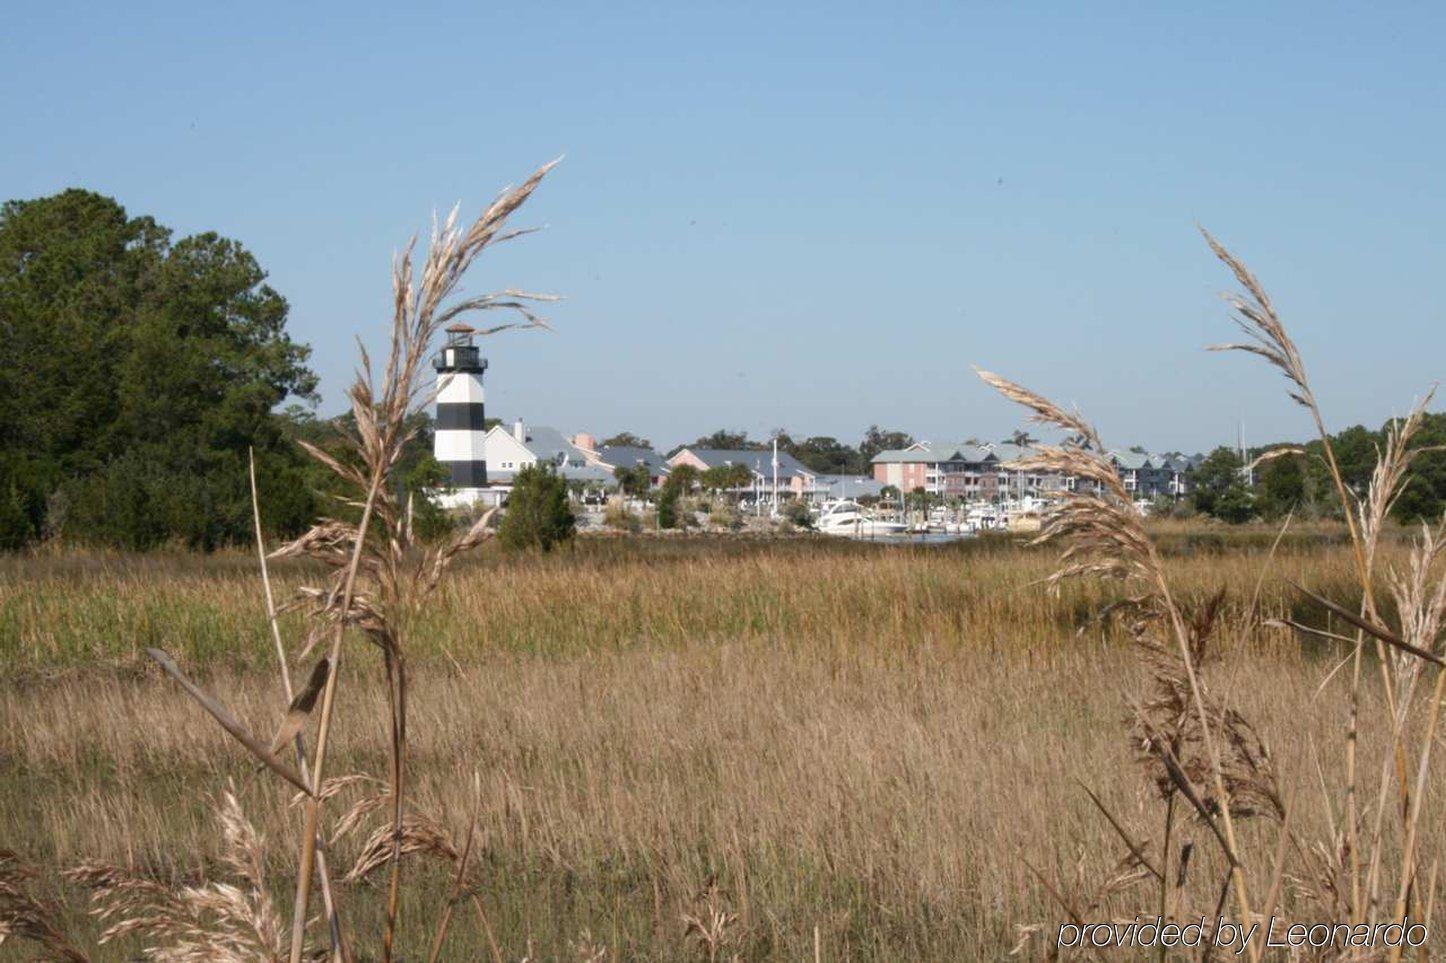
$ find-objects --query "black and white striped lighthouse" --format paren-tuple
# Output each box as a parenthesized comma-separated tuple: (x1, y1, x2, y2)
(432, 324, 489, 488)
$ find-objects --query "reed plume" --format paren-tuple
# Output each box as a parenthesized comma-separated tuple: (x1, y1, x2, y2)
(65, 789, 286, 963)
(270, 159, 559, 963)
(1205, 231, 1446, 959)
(997, 231, 1446, 961)
(1, 849, 92, 963)
(977, 368, 1275, 959)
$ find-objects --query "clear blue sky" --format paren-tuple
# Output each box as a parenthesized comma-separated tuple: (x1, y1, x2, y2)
(5, 1, 1443, 454)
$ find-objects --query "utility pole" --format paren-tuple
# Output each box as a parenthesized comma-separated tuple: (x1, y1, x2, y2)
(771, 437, 779, 516)
(1238, 421, 1254, 486)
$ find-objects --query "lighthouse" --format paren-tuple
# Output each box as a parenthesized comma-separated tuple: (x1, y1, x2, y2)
(432, 323, 489, 491)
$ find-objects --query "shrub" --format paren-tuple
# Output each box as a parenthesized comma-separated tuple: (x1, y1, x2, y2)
(1213, 484, 1256, 524)
(666, 464, 699, 492)
(709, 501, 742, 531)
(499, 464, 576, 551)
(604, 497, 642, 533)
(657, 482, 680, 529)
(656, 468, 700, 530)
(614, 464, 651, 499)
(780, 499, 813, 530)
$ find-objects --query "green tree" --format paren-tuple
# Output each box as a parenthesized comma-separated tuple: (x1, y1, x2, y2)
(0, 189, 317, 549)
(1213, 484, 1257, 523)
(690, 429, 755, 450)
(905, 486, 936, 512)
(1393, 412, 1446, 522)
(601, 431, 651, 448)
(666, 463, 699, 492)
(1326, 425, 1380, 497)
(1255, 450, 1307, 520)
(614, 463, 652, 499)
(1190, 447, 1245, 518)
(700, 463, 753, 492)
(499, 464, 575, 551)
(860, 426, 914, 462)
(655, 463, 699, 530)
(783, 435, 865, 475)
(657, 482, 681, 529)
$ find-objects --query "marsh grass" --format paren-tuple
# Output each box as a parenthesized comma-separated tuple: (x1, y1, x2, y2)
(0, 532, 1419, 960)
(0, 529, 1371, 671)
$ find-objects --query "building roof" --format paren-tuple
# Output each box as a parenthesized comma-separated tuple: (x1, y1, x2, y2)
(556, 463, 617, 484)
(510, 424, 586, 465)
(816, 474, 886, 498)
(871, 441, 999, 465)
(1108, 450, 1199, 471)
(487, 422, 598, 476)
(680, 448, 811, 477)
(985, 442, 1032, 463)
(1157, 452, 1204, 470)
(869, 439, 1203, 474)
(1109, 450, 1152, 470)
(596, 445, 669, 475)
(948, 443, 997, 463)
(870, 447, 934, 464)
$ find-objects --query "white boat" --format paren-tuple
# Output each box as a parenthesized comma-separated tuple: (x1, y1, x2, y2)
(814, 500, 908, 537)
(964, 503, 1001, 533)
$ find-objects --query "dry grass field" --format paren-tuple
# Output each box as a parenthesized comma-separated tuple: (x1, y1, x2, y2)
(1, 527, 1421, 960)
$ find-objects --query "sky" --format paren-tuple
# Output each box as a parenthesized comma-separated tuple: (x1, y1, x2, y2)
(4, 1, 1444, 455)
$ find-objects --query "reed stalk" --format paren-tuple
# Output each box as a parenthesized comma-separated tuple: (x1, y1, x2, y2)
(286, 469, 382, 963)
(278, 160, 559, 960)
(250, 448, 346, 961)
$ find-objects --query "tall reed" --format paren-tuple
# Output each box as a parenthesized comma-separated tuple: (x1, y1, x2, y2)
(275, 159, 559, 962)
(985, 230, 1446, 960)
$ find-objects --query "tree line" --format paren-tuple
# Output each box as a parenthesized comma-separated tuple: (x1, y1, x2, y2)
(1187, 422, 1446, 524)
(599, 427, 918, 476)
(0, 189, 444, 550)
(5, 188, 1443, 550)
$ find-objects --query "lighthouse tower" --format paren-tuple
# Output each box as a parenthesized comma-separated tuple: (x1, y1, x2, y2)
(433, 323, 489, 491)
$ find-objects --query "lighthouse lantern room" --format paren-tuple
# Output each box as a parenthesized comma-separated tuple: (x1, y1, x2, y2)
(432, 323, 489, 489)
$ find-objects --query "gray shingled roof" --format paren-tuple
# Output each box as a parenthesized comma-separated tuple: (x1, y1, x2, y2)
(947, 443, 998, 463)
(871, 442, 1001, 465)
(870, 447, 932, 464)
(556, 463, 617, 484)
(985, 442, 1031, 463)
(597, 445, 669, 475)
(1107, 450, 1198, 471)
(511, 425, 587, 465)
(870, 440, 1201, 474)
(816, 474, 886, 499)
(1109, 450, 1152, 471)
(684, 448, 811, 477)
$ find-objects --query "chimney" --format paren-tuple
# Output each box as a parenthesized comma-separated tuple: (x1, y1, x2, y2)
(513, 418, 525, 442)
(572, 432, 597, 453)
